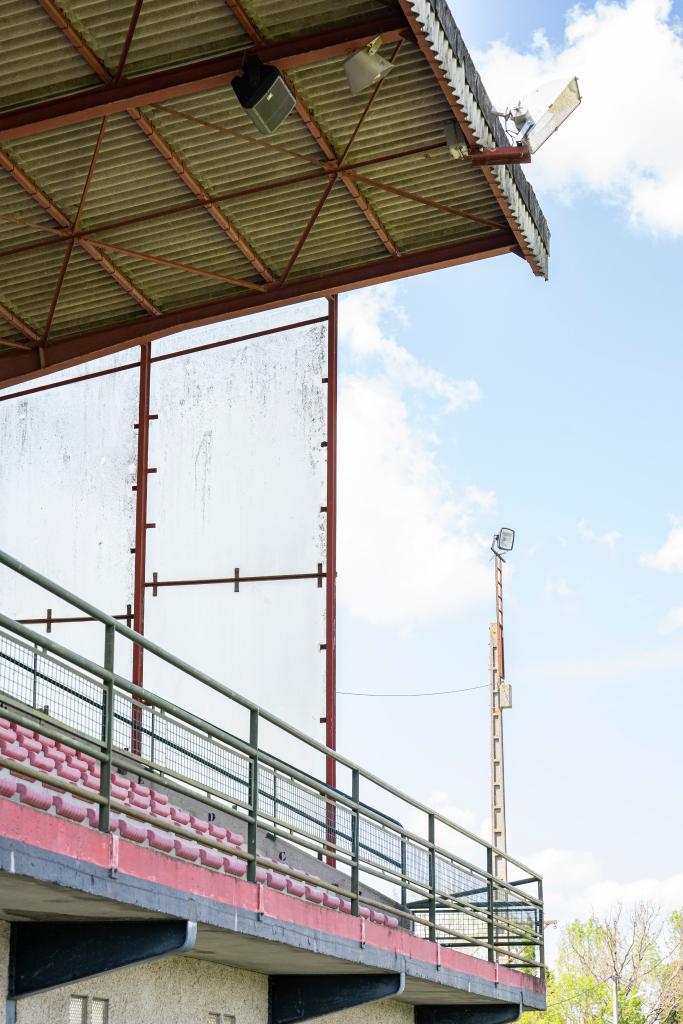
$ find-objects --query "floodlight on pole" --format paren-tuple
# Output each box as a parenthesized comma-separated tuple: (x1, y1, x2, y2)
(489, 526, 515, 881)
(492, 526, 515, 558)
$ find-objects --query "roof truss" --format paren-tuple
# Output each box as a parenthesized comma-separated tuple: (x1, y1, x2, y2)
(0, 0, 546, 387)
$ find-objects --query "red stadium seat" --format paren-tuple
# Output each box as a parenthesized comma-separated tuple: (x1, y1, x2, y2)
(1, 741, 28, 762)
(304, 884, 324, 904)
(117, 818, 147, 843)
(17, 782, 52, 811)
(223, 855, 248, 877)
(174, 839, 200, 862)
(127, 791, 150, 810)
(53, 795, 88, 823)
(286, 876, 306, 897)
(199, 847, 223, 870)
(147, 828, 175, 853)
(0, 775, 17, 798)
(28, 752, 56, 773)
(322, 892, 341, 911)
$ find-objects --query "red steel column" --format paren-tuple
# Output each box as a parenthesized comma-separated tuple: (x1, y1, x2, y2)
(132, 341, 152, 753)
(325, 295, 338, 788)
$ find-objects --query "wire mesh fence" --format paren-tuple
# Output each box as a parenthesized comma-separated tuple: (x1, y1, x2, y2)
(0, 592, 545, 975)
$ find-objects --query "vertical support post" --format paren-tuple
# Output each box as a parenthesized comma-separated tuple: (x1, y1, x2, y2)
(99, 624, 115, 833)
(132, 341, 152, 755)
(537, 877, 545, 981)
(247, 708, 259, 884)
(428, 813, 436, 942)
(325, 295, 338, 784)
(486, 846, 495, 963)
(31, 646, 38, 708)
(490, 553, 507, 882)
(400, 833, 407, 915)
(351, 768, 360, 916)
(324, 295, 338, 868)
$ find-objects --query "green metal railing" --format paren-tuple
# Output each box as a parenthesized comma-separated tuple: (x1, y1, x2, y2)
(0, 548, 545, 975)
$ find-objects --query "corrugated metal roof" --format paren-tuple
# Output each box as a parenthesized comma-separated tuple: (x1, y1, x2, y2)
(0, 0, 549, 384)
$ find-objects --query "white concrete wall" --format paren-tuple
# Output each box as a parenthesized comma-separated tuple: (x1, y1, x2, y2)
(2, 942, 414, 1024)
(0, 300, 329, 775)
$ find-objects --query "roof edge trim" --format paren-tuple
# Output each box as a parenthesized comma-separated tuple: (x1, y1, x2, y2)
(406, 0, 550, 278)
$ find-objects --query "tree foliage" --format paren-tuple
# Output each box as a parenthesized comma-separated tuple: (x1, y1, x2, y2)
(523, 904, 683, 1024)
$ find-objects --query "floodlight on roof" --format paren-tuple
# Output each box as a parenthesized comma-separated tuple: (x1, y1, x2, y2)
(445, 121, 468, 161)
(472, 76, 581, 167)
(524, 76, 581, 154)
(344, 37, 394, 96)
(231, 56, 296, 135)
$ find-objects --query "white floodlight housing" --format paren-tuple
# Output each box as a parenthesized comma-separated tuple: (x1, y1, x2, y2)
(497, 527, 515, 553)
(232, 56, 296, 135)
(523, 77, 581, 154)
(445, 121, 468, 161)
(344, 37, 394, 96)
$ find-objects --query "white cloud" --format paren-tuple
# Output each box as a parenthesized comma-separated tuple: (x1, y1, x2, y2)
(341, 286, 479, 411)
(543, 576, 576, 600)
(641, 523, 683, 572)
(475, 0, 683, 234)
(526, 640, 683, 681)
(578, 518, 621, 550)
(525, 846, 683, 958)
(337, 286, 492, 628)
(659, 606, 683, 633)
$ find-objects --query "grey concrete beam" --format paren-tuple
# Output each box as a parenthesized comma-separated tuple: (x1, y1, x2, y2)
(269, 973, 405, 1024)
(416, 1006, 522, 1024)
(8, 920, 196, 997)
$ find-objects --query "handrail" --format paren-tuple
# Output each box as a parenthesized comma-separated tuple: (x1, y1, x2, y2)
(0, 612, 541, 915)
(0, 549, 545, 974)
(0, 547, 541, 882)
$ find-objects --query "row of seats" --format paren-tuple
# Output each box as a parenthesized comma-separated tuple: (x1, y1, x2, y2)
(0, 719, 399, 928)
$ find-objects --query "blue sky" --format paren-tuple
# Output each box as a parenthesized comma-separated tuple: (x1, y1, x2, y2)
(0, 0, 680, 959)
(336, 0, 683, 935)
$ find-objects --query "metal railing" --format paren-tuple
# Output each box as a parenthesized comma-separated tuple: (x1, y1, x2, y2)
(0, 549, 545, 975)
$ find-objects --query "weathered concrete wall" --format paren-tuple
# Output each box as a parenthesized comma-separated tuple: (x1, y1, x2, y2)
(8, 949, 414, 1024)
(0, 921, 8, 1024)
(14, 956, 267, 1024)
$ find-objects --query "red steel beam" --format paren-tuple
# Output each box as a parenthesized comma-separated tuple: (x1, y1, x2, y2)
(0, 14, 407, 142)
(0, 301, 40, 344)
(0, 231, 517, 387)
(0, 314, 327, 402)
(218, 0, 400, 257)
(85, 237, 266, 292)
(0, 143, 446, 266)
(325, 294, 338, 787)
(0, 147, 161, 317)
(131, 341, 152, 753)
(0, 337, 33, 351)
(33, 1, 274, 283)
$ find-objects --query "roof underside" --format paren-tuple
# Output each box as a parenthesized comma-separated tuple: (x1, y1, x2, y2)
(0, 0, 549, 387)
